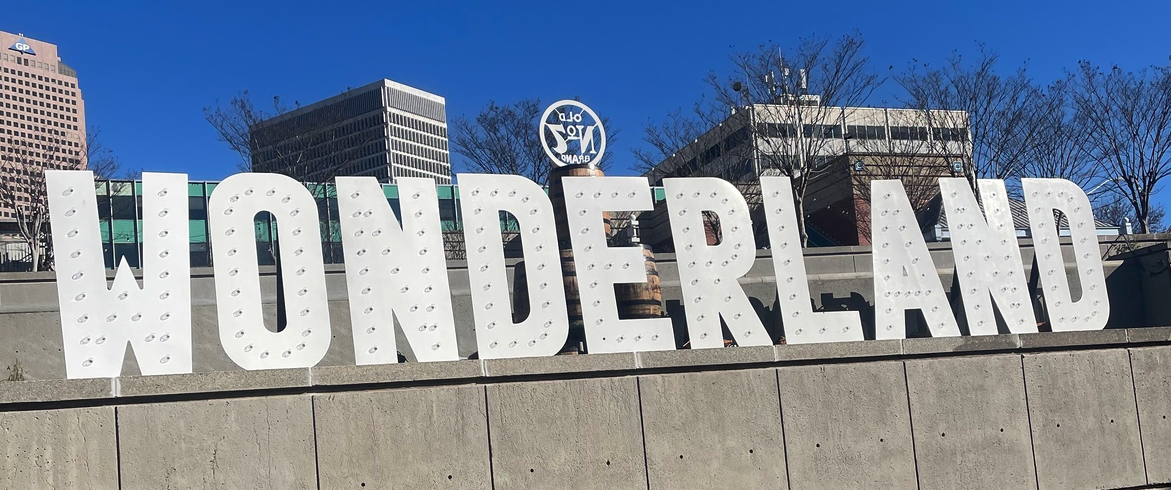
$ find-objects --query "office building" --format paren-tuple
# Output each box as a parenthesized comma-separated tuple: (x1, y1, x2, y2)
(0, 31, 86, 222)
(250, 79, 451, 185)
(642, 101, 972, 246)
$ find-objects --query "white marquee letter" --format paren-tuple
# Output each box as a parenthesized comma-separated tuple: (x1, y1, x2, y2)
(872, 180, 960, 339)
(1023, 178, 1109, 331)
(940, 178, 1036, 334)
(665, 177, 770, 348)
(47, 171, 192, 378)
(459, 174, 568, 359)
(761, 177, 862, 343)
(208, 173, 331, 370)
(563, 176, 674, 353)
(336, 177, 458, 364)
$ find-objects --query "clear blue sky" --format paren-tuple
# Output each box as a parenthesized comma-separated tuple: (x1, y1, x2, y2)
(6, 0, 1171, 192)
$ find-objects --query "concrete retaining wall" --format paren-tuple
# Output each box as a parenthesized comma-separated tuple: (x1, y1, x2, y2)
(3, 328, 1171, 489)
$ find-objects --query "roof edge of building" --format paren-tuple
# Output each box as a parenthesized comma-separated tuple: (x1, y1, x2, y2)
(253, 78, 444, 129)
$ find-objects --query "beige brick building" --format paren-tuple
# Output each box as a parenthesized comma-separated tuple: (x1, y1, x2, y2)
(643, 102, 970, 246)
(0, 30, 87, 223)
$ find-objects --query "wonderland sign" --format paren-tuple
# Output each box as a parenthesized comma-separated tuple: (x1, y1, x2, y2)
(43, 171, 1107, 379)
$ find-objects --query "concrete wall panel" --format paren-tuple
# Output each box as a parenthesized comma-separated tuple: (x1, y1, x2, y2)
(0, 406, 117, 489)
(639, 369, 787, 489)
(313, 385, 491, 489)
(777, 361, 916, 490)
(486, 377, 645, 490)
(117, 395, 316, 489)
(1024, 350, 1145, 490)
(1130, 346, 1171, 484)
(905, 354, 1035, 490)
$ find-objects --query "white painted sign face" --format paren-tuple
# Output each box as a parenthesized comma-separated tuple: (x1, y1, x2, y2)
(664, 177, 770, 348)
(562, 176, 674, 353)
(760, 177, 862, 344)
(42, 171, 1113, 378)
(335, 177, 459, 364)
(459, 174, 570, 359)
(872, 180, 960, 340)
(47, 171, 192, 378)
(940, 178, 1035, 334)
(207, 173, 332, 370)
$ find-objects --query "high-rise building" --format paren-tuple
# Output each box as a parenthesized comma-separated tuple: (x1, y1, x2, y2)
(0, 31, 87, 222)
(251, 79, 451, 185)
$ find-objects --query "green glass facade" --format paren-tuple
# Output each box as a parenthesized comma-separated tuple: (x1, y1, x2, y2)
(94, 180, 669, 269)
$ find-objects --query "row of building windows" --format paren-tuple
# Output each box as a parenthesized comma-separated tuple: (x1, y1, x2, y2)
(4, 133, 79, 150)
(0, 53, 63, 75)
(3, 111, 78, 134)
(339, 154, 388, 176)
(389, 111, 447, 141)
(254, 113, 384, 164)
(392, 137, 449, 165)
(255, 89, 382, 139)
(386, 87, 446, 123)
(394, 160, 452, 183)
(2, 74, 77, 97)
(757, 123, 965, 142)
(0, 65, 77, 89)
(2, 91, 81, 117)
(2, 85, 80, 110)
(395, 154, 449, 180)
(845, 125, 885, 140)
(2, 128, 81, 155)
(4, 101, 80, 123)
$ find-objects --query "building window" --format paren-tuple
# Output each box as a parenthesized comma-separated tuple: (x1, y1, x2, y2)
(846, 125, 886, 140)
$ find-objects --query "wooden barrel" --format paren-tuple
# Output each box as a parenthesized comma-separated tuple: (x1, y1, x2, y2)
(511, 260, 530, 324)
(616, 245, 663, 319)
(509, 249, 587, 353)
(560, 248, 586, 350)
(547, 164, 611, 248)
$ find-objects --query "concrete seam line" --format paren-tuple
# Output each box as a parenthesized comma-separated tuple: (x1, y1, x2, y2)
(775, 369, 793, 490)
(1020, 354, 1041, 488)
(902, 362, 923, 489)
(1127, 349, 1151, 485)
(635, 377, 651, 490)
(310, 395, 323, 490)
(113, 406, 124, 489)
(482, 386, 496, 490)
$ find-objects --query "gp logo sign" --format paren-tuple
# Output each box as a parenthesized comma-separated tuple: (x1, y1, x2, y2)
(540, 100, 605, 167)
(8, 38, 35, 56)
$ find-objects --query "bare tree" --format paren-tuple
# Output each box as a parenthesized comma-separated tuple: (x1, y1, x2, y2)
(637, 32, 883, 246)
(897, 46, 1047, 196)
(849, 140, 953, 240)
(452, 98, 616, 186)
(1070, 60, 1171, 233)
(204, 90, 386, 183)
(633, 105, 714, 176)
(1021, 81, 1101, 192)
(0, 120, 89, 271)
(204, 91, 293, 172)
(82, 125, 140, 180)
(452, 99, 549, 184)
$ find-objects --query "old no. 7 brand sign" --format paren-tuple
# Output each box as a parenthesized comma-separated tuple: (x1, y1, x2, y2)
(42, 171, 1108, 379)
(541, 100, 605, 166)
